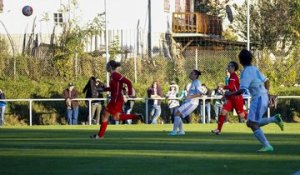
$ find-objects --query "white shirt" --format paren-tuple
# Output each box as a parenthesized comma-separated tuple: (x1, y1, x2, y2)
(186, 79, 202, 104)
(240, 65, 268, 99)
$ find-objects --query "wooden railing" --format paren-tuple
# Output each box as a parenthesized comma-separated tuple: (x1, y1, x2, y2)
(172, 12, 222, 35)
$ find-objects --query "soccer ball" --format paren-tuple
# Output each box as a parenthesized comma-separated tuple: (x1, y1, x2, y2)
(22, 5, 33, 17)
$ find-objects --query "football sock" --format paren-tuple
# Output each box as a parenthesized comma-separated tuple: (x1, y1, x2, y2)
(254, 128, 271, 147)
(217, 114, 226, 131)
(119, 114, 138, 120)
(98, 121, 108, 137)
(244, 112, 248, 120)
(259, 116, 276, 126)
(173, 116, 180, 132)
(178, 117, 184, 132)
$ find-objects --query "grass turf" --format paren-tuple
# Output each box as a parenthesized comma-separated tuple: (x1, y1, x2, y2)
(0, 123, 299, 175)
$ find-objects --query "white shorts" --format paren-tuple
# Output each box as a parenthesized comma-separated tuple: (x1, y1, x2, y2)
(248, 94, 268, 122)
(177, 101, 198, 118)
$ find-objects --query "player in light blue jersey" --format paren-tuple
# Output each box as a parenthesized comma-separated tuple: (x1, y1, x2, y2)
(168, 69, 202, 136)
(225, 49, 284, 152)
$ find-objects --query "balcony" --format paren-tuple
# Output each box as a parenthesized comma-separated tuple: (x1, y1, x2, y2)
(172, 12, 222, 36)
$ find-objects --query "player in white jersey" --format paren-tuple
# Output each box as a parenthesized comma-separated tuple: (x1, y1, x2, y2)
(168, 69, 202, 136)
(225, 49, 284, 152)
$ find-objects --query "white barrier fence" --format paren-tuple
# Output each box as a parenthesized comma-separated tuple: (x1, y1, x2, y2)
(1, 96, 300, 126)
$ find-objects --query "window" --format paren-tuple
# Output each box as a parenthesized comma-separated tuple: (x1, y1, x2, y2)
(54, 13, 63, 26)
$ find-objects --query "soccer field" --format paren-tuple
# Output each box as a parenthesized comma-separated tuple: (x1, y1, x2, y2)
(0, 123, 299, 175)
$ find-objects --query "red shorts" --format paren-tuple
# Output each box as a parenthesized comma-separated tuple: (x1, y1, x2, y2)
(223, 95, 245, 114)
(105, 98, 124, 116)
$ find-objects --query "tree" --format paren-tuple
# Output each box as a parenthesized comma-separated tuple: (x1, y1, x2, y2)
(52, 0, 104, 79)
(233, 0, 300, 55)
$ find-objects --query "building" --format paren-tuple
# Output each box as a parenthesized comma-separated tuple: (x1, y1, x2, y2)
(0, 0, 245, 56)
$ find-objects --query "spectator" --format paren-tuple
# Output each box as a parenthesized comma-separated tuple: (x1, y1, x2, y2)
(211, 83, 225, 123)
(83, 76, 98, 124)
(225, 68, 230, 85)
(63, 82, 79, 125)
(170, 80, 179, 94)
(147, 81, 163, 124)
(199, 84, 212, 123)
(122, 85, 136, 124)
(0, 89, 6, 126)
(92, 78, 105, 125)
(166, 84, 180, 123)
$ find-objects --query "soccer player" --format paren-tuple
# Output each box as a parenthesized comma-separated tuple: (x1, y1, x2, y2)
(225, 49, 284, 152)
(211, 61, 247, 135)
(90, 60, 142, 139)
(168, 69, 202, 136)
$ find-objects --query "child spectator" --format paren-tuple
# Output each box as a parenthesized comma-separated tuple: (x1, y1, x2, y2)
(166, 84, 180, 123)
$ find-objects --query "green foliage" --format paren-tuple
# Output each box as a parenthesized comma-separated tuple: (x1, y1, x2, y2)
(222, 28, 239, 41)
(50, 0, 105, 80)
(0, 37, 10, 78)
(257, 48, 300, 87)
(110, 36, 121, 59)
(2, 49, 300, 125)
(233, 0, 300, 53)
(4, 115, 27, 126)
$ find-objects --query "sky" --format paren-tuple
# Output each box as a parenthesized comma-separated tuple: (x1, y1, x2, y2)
(0, 0, 151, 34)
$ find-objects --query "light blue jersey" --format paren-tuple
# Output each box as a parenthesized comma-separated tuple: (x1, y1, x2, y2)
(186, 79, 202, 104)
(240, 65, 268, 99)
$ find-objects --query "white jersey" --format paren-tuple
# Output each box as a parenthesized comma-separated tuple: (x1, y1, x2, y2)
(240, 65, 268, 99)
(186, 79, 202, 105)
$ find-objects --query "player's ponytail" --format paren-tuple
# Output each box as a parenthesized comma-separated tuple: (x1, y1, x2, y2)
(193, 69, 202, 79)
(108, 60, 121, 70)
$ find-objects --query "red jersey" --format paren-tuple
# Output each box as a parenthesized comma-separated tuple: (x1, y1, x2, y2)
(224, 72, 240, 92)
(106, 71, 133, 102)
(222, 72, 245, 114)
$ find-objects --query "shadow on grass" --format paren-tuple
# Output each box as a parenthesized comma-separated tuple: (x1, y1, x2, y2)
(0, 128, 299, 175)
(0, 128, 299, 153)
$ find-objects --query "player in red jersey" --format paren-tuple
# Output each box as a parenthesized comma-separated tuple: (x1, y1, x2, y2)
(211, 61, 247, 135)
(91, 60, 143, 139)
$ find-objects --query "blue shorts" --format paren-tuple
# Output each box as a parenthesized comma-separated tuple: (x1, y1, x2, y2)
(248, 94, 268, 122)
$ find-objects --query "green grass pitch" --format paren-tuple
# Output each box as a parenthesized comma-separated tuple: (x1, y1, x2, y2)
(0, 123, 299, 175)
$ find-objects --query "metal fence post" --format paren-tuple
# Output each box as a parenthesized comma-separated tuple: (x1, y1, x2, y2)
(134, 50, 137, 83)
(29, 99, 32, 126)
(195, 48, 198, 70)
(88, 99, 92, 125)
(202, 97, 206, 124)
(145, 98, 148, 124)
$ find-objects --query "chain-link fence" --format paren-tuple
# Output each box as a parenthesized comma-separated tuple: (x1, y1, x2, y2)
(1, 28, 300, 125)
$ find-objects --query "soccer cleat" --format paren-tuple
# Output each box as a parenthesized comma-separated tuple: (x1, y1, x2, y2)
(168, 131, 178, 136)
(135, 113, 145, 123)
(90, 134, 103, 140)
(177, 131, 185, 135)
(274, 114, 284, 131)
(211, 129, 221, 135)
(257, 145, 274, 152)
